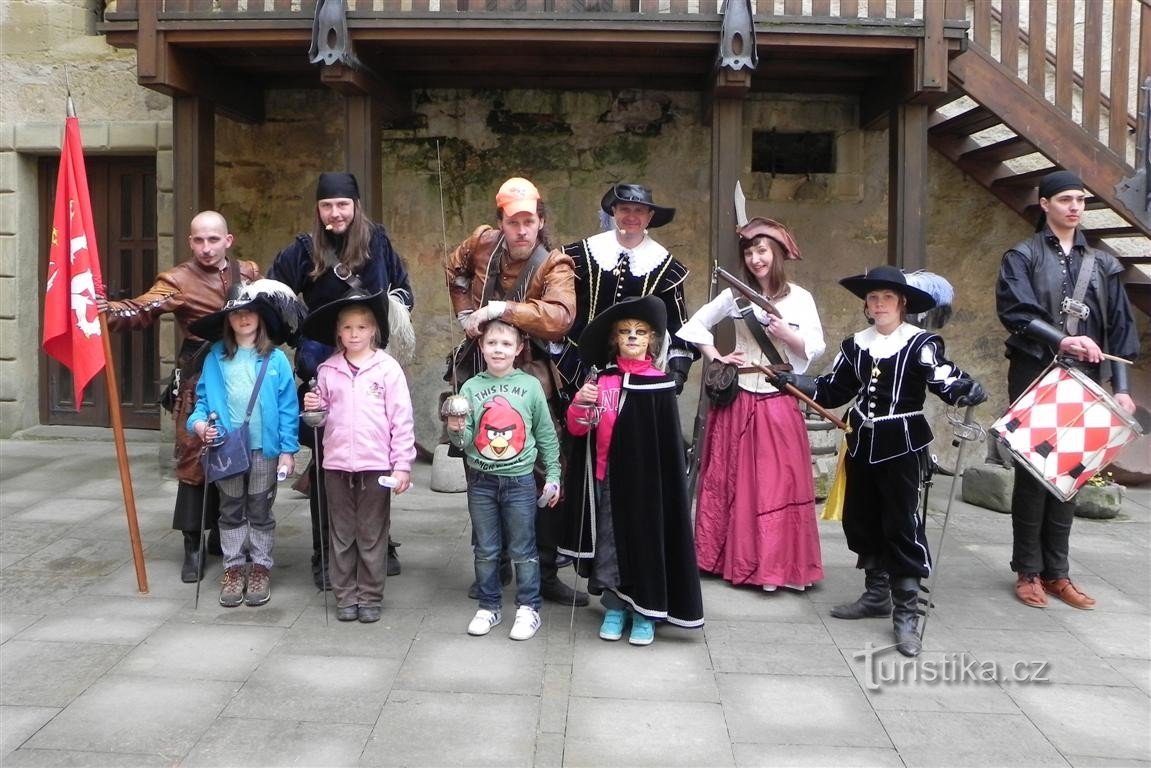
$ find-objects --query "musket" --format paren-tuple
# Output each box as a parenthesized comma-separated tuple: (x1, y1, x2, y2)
(716, 266, 783, 319)
(752, 363, 849, 432)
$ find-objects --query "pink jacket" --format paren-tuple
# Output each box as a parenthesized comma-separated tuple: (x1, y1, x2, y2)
(314, 349, 416, 473)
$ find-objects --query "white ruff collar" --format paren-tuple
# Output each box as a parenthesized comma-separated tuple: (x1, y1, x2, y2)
(853, 322, 922, 360)
(586, 230, 669, 277)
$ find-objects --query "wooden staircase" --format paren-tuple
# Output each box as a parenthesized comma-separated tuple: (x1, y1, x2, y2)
(924, 1, 1149, 313)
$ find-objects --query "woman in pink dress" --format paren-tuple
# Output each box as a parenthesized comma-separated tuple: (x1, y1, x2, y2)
(677, 218, 826, 591)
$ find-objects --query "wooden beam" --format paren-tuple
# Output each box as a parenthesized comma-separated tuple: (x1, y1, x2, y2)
(887, 102, 928, 270)
(172, 94, 215, 252)
(708, 70, 748, 276)
(344, 95, 384, 224)
(320, 63, 411, 121)
(918, 0, 946, 91)
(139, 35, 265, 124)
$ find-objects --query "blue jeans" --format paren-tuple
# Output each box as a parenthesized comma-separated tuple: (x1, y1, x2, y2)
(467, 469, 541, 612)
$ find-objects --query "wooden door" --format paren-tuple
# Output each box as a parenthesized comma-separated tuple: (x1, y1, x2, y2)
(40, 156, 160, 429)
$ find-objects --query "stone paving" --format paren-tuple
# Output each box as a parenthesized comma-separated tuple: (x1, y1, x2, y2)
(1, 434, 1149, 767)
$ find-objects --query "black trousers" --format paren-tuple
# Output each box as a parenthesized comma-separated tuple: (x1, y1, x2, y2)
(1007, 354, 1076, 579)
(842, 446, 932, 580)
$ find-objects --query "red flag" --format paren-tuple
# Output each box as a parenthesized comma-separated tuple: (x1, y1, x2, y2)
(42, 115, 106, 409)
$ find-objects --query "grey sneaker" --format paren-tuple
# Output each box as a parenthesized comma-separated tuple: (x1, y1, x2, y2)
(219, 566, 246, 608)
(244, 565, 271, 607)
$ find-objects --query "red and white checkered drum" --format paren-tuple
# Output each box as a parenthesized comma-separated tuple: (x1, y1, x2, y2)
(991, 362, 1144, 501)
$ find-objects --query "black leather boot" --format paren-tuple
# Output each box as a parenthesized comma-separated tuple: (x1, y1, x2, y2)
(311, 552, 331, 591)
(830, 569, 893, 619)
(387, 537, 401, 577)
(539, 548, 588, 606)
(180, 532, 202, 583)
(891, 576, 923, 658)
(206, 524, 223, 557)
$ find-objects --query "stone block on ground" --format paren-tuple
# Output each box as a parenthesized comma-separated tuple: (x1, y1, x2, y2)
(430, 443, 467, 493)
(961, 463, 1013, 513)
(1073, 483, 1125, 519)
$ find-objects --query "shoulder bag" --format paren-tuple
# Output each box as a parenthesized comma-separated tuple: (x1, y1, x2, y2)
(203, 354, 271, 483)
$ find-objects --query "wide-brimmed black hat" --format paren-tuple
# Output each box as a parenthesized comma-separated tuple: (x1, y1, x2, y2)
(600, 183, 675, 229)
(300, 289, 390, 349)
(577, 296, 667, 368)
(189, 279, 305, 345)
(839, 265, 936, 315)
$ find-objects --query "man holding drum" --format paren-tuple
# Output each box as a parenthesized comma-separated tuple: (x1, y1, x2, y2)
(996, 170, 1139, 610)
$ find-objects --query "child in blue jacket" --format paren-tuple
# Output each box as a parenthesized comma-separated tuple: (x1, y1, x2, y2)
(188, 281, 301, 608)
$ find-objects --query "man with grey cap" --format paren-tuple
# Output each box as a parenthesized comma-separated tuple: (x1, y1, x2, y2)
(996, 169, 1139, 611)
(559, 183, 695, 395)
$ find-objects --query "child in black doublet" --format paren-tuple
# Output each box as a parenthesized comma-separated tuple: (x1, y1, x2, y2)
(773, 265, 986, 657)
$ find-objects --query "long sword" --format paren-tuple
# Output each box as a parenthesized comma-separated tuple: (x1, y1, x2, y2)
(918, 404, 984, 644)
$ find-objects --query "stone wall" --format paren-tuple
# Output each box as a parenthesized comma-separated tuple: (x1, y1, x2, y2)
(0, 0, 173, 441)
(3, 1, 1146, 478)
(213, 87, 1103, 472)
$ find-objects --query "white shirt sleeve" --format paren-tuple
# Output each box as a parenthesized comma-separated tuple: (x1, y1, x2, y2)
(675, 288, 739, 347)
(779, 286, 826, 374)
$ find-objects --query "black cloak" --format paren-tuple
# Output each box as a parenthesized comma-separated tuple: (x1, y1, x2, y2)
(558, 368, 704, 628)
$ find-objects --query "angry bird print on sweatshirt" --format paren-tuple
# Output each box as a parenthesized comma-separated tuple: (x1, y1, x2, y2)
(474, 395, 527, 462)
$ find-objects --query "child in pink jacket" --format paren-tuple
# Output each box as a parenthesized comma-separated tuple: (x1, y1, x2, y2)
(302, 291, 416, 623)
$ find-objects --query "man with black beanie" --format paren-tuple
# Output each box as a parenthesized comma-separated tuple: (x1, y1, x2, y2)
(995, 169, 1139, 611)
(268, 172, 414, 589)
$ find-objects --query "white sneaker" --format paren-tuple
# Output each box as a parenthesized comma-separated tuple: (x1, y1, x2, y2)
(467, 608, 502, 636)
(508, 606, 541, 641)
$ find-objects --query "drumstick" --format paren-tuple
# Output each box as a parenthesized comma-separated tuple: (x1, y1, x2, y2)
(1101, 352, 1134, 365)
(754, 364, 850, 432)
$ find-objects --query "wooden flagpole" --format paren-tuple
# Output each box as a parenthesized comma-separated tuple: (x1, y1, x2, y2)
(65, 86, 148, 593)
(98, 313, 149, 593)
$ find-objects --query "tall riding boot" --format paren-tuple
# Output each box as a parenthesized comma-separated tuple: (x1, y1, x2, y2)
(387, 537, 401, 577)
(891, 576, 923, 658)
(539, 547, 588, 606)
(181, 531, 203, 583)
(830, 569, 893, 619)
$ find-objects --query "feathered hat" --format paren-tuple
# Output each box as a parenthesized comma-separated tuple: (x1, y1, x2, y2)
(839, 265, 936, 315)
(600, 183, 675, 229)
(301, 288, 390, 350)
(577, 295, 668, 369)
(904, 270, 954, 329)
(189, 279, 305, 345)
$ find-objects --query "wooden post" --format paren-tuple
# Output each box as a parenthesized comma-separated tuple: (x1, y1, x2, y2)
(172, 94, 215, 250)
(709, 69, 749, 275)
(344, 94, 383, 223)
(887, 102, 928, 271)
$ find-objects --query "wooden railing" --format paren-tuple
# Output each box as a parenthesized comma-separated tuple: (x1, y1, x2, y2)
(107, 0, 969, 22)
(960, 0, 1149, 168)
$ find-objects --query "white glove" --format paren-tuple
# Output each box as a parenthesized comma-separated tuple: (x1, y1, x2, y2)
(536, 482, 560, 508)
(751, 305, 771, 326)
(456, 310, 474, 329)
(479, 301, 507, 322)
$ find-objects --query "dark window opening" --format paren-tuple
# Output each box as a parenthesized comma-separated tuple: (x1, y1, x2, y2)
(751, 131, 835, 174)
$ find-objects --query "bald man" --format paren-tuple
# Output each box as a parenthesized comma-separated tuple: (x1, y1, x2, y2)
(101, 211, 260, 582)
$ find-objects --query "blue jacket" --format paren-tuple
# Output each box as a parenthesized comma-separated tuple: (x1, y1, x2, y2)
(187, 343, 300, 457)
